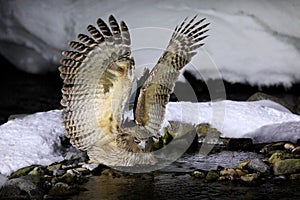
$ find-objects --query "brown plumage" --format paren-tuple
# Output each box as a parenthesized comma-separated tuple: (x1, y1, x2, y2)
(59, 15, 209, 166)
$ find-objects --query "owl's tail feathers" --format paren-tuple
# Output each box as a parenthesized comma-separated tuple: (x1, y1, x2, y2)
(87, 142, 156, 167)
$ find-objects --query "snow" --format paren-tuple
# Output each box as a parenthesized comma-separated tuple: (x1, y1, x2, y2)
(0, 110, 65, 176)
(1, 0, 300, 87)
(0, 100, 300, 182)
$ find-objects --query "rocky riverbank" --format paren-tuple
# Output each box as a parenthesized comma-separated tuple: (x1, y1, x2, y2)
(1, 135, 300, 199)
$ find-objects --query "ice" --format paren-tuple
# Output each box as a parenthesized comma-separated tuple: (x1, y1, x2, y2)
(1, 0, 300, 87)
(0, 100, 300, 181)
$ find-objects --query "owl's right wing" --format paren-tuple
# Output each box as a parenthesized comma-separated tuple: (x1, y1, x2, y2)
(59, 15, 134, 150)
(134, 16, 209, 138)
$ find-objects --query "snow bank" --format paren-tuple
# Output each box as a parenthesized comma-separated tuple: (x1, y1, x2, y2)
(0, 110, 64, 176)
(163, 100, 300, 143)
(0, 100, 300, 177)
(1, 0, 300, 87)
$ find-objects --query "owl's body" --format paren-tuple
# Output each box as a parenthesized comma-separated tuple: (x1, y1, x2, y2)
(59, 15, 209, 166)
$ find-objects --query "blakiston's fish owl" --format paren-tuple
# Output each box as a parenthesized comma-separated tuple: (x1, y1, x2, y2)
(59, 15, 209, 166)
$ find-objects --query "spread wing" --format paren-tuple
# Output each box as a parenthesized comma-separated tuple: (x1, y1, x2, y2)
(134, 15, 209, 137)
(59, 15, 134, 150)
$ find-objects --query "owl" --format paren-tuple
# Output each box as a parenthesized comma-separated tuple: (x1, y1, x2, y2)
(59, 15, 209, 166)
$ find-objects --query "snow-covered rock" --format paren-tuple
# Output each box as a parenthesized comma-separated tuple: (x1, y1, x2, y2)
(1, 100, 299, 177)
(1, 0, 300, 87)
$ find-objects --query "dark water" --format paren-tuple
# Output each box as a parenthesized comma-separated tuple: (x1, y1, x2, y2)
(74, 173, 300, 200)
(74, 151, 300, 200)
(1, 55, 300, 199)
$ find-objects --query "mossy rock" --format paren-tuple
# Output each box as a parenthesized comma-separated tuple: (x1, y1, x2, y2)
(8, 165, 41, 179)
(273, 159, 300, 175)
(205, 171, 219, 182)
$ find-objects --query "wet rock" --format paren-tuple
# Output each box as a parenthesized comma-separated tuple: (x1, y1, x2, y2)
(248, 158, 269, 173)
(247, 92, 295, 113)
(64, 151, 89, 163)
(273, 159, 300, 175)
(227, 138, 253, 151)
(284, 143, 295, 151)
(47, 182, 79, 197)
(196, 123, 211, 136)
(73, 168, 90, 176)
(28, 166, 45, 176)
(220, 168, 247, 179)
(292, 146, 300, 155)
(205, 171, 219, 182)
(53, 169, 65, 177)
(191, 170, 206, 178)
(235, 160, 250, 170)
(290, 174, 300, 180)
(259, 142, 286, 155)
(8, 165, 40, 179)
(240, 173, 259, 183)
(268, 152, 293, 164)
(0, 177, 43, 199)
(47, 164, 62, 172)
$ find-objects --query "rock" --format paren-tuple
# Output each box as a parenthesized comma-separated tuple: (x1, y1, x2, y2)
(205, 171, 219, 182)
(53, 169, 66, 177)
(73, 168, 90, 176)
(8, 165, 40, 179)
(235, 160, 250, 170)
(47, 164, 62, 172)
(220, 168, 247, 179)
(284, 143, 295, 151)
(247, 158, 269, 174)
(273, 159, 300, 175)
(227, 138, 253, 151)
(28, 166, 45, 176)
(268, 152, 293, 164)
(259, 142, 286, 154)
(240, 173, 259, 183)
(61, 173, 76, 184)
(64, 151, 89, 163)
(0, 177, 43, 199)
(192, 170, 206, 178)
(247, 92, 295, 113)
(48, 182, 79, 197)
(196, 123, 211, 136)
(290, 174, 300, 180)
(292, 146, 300, 155)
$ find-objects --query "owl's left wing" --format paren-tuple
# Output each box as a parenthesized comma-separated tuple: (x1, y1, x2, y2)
(134, 15, 209, 138)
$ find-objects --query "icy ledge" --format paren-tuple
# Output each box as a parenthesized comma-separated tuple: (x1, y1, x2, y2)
(1, 100, 300, 177)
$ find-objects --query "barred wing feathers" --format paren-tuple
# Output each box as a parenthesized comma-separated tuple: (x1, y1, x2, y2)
(59, 15, 134, 151)
(135, 16, 209, 137)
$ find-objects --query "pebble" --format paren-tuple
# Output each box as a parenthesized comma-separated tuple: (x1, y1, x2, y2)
(192, 170, 206, 178)
(240, 173, 259, 183)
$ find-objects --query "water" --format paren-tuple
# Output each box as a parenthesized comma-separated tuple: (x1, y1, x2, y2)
(73, 151, 300, 200)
